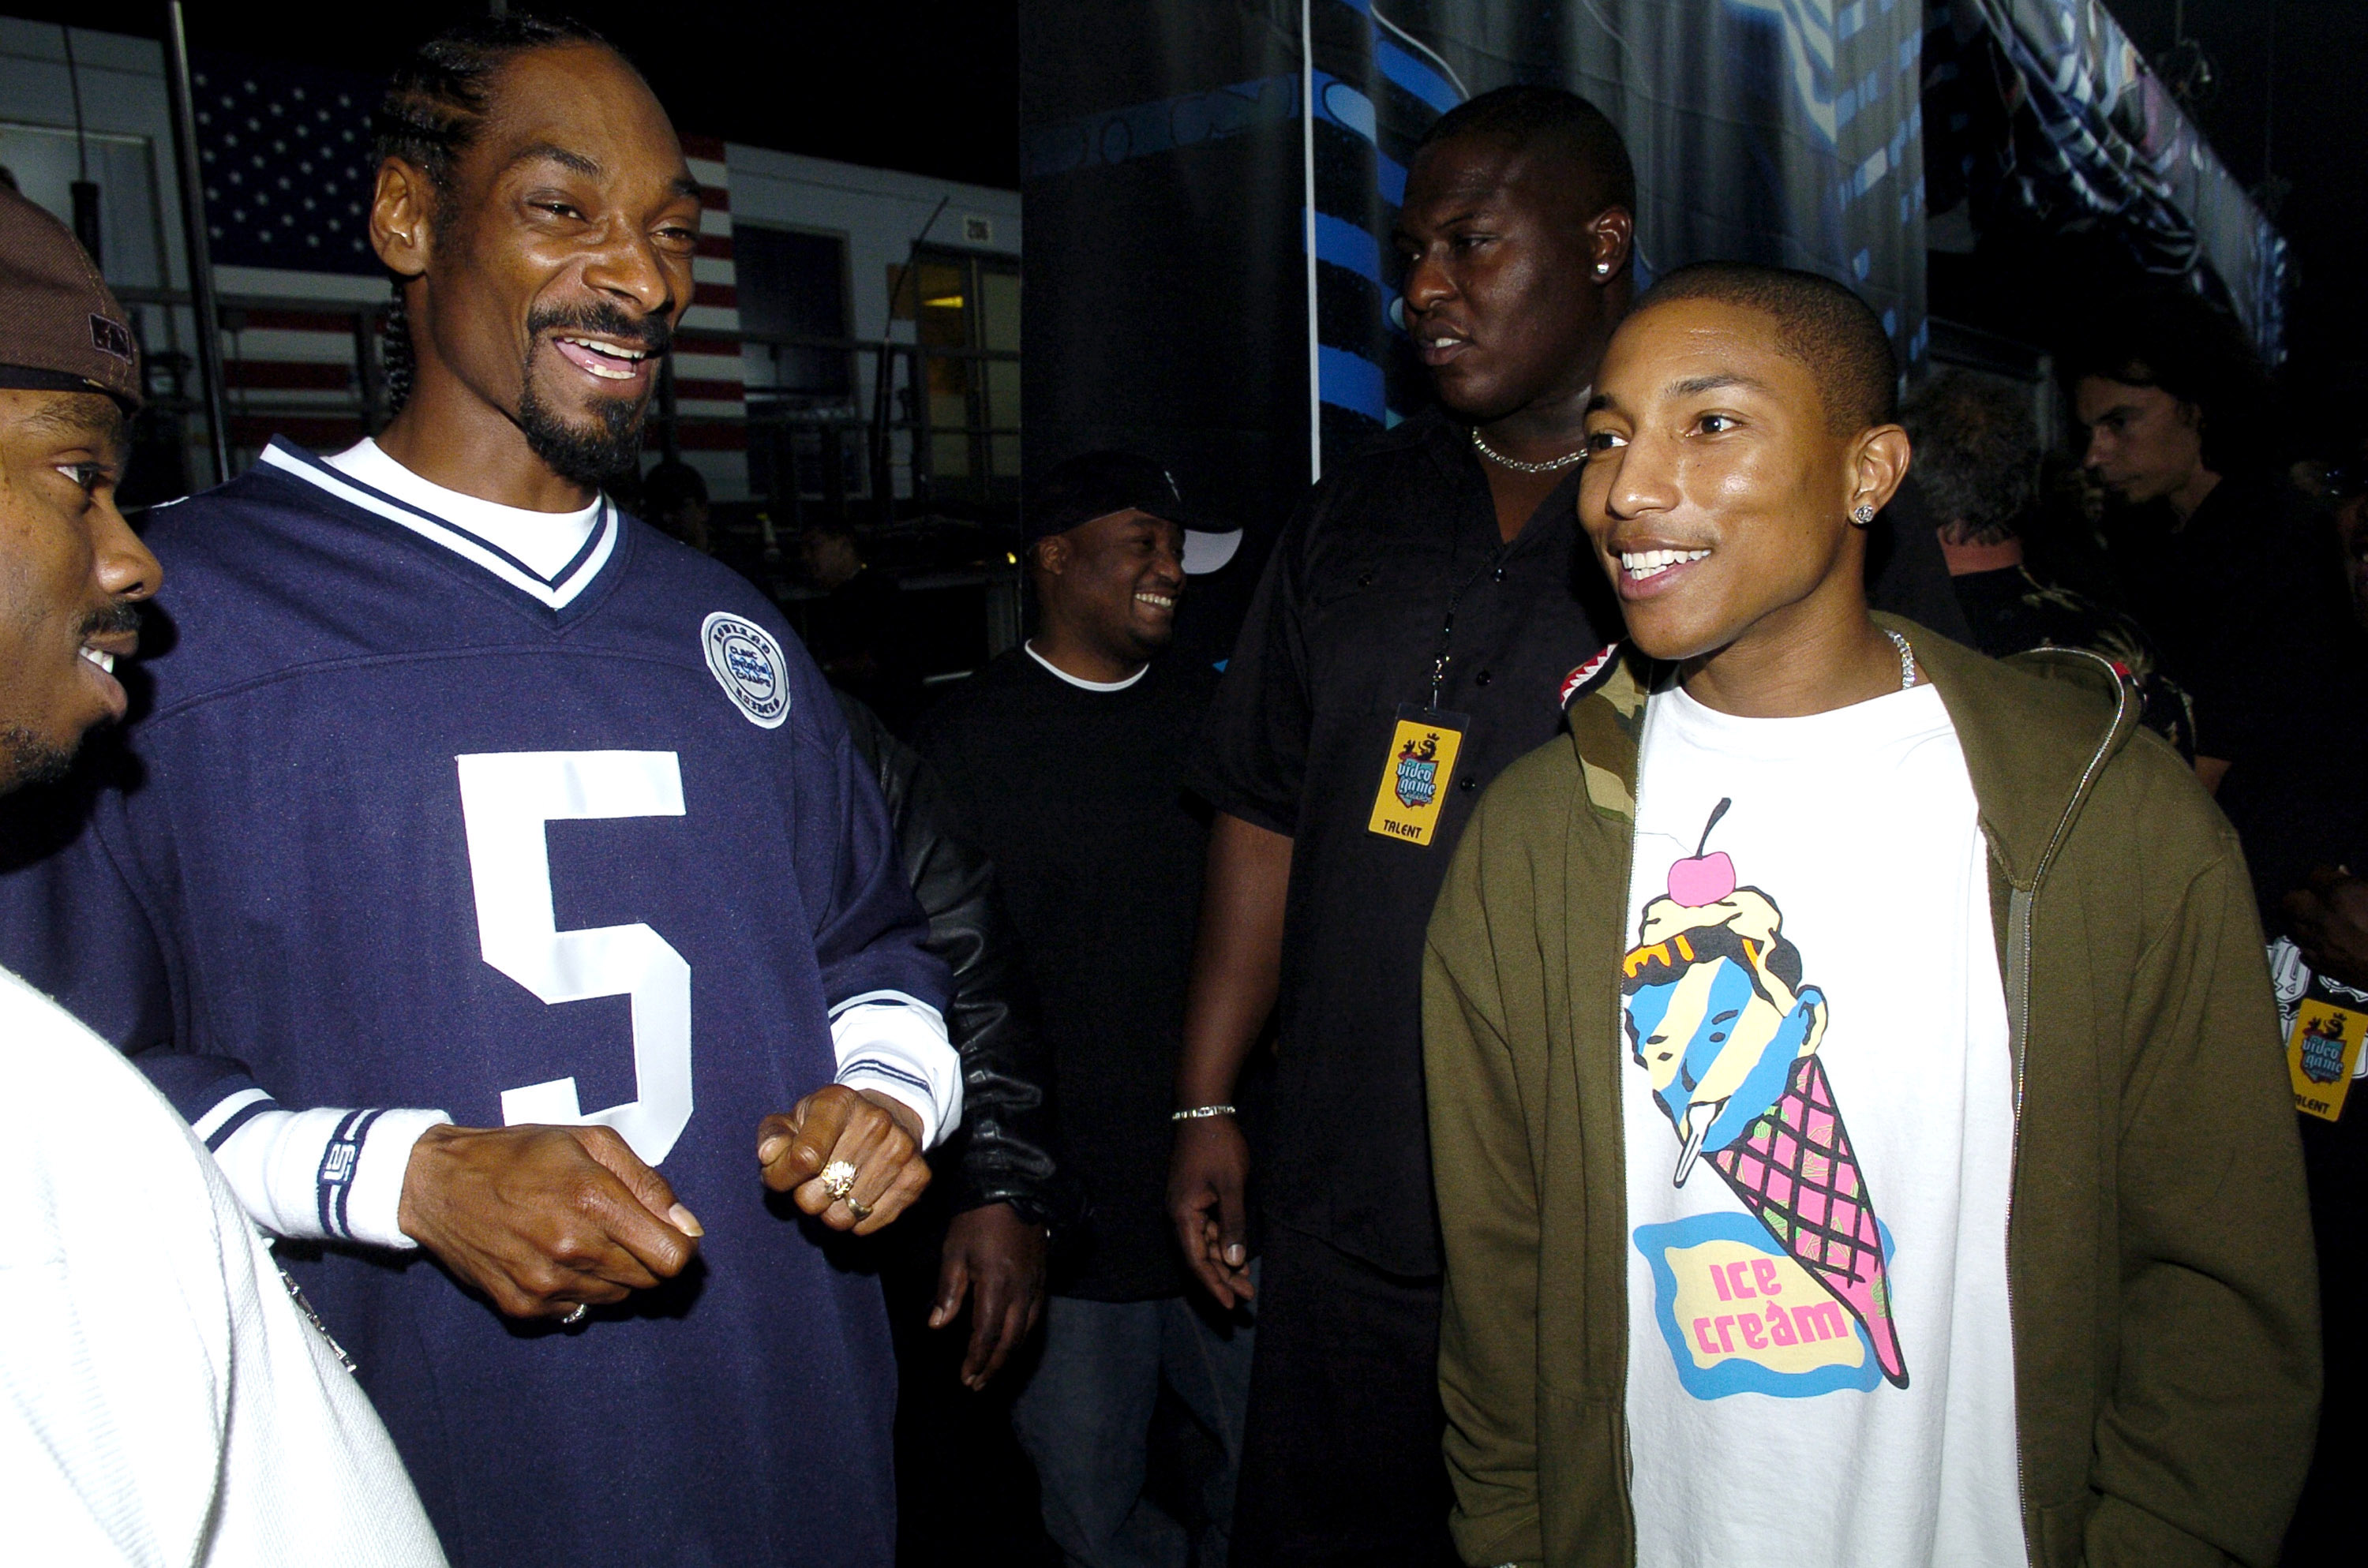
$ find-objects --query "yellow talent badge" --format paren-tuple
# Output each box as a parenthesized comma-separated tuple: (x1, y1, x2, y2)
(2287, 997, 2366, 1122)
(1368, 704, 1467, 848)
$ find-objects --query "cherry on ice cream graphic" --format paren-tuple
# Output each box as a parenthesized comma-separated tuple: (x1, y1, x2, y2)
(1621, 799, 1909, 1390)
(1665, 796, 1737, 907)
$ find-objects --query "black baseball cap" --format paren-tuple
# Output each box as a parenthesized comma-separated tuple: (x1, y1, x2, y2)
(1024, 451, 1242, 575)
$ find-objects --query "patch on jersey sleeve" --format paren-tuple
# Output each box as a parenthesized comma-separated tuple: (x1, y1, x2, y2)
(1560, 643, 1622, 709)
(702, 612, 792, 728)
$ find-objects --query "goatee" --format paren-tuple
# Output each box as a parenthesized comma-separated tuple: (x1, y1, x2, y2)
(518, 300, 671, 487)
(519, 376, 648, 488)
(0, 724, 77, 795)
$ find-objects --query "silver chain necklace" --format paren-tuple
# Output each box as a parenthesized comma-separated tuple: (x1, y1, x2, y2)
(1884, 628, 1917, 690)
(1471, 426, 1586, 473)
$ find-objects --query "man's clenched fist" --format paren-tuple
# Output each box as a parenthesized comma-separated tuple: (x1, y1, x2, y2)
(397, 1123, 703, 1320)
(758, 1084, 931, 1235)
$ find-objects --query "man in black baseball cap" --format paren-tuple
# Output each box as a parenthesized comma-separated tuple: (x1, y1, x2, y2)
(0, 181, 447, 1563)
(1024, 449, 1244, 579)
(912, 451, 1251, 1564)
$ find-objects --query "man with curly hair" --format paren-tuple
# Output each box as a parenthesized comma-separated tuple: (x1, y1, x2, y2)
(1902, 370, 2193, 755)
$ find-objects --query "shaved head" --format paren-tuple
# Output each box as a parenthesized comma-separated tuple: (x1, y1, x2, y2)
(1636, 263, 1898, 434)
(1414, 84, 1635, 228)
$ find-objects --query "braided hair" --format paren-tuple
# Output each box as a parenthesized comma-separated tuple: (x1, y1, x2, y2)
(371, 13, 616, 414)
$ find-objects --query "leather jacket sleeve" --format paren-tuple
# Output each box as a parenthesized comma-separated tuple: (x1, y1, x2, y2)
(832, 690, 1065, 1222)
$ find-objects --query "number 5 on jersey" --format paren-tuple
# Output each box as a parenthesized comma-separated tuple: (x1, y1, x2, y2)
(456, 750, 694, 1166)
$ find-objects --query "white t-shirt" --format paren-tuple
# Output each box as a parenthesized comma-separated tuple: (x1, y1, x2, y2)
(1619, 683, 2022, 1568)
(0, 966, 447, 1567)
(324, 436, 602, 581)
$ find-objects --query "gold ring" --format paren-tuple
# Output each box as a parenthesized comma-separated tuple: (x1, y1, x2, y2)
(560, 1303, 588, 1327)
(820, 1159, 859, 1199)
(845, 1197, 873, 1221)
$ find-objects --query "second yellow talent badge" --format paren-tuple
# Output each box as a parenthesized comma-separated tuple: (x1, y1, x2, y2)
(2288, 997, 2366, 1122)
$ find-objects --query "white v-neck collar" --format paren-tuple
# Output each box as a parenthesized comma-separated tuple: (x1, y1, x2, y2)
(260, 439, 618, 611)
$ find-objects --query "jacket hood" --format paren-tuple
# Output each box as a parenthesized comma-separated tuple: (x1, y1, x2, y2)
(1560, 616, 2142, 889)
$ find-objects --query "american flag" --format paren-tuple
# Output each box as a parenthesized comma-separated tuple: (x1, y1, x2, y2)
(189, 51, 745, 476)
(193, 51, 380, 275)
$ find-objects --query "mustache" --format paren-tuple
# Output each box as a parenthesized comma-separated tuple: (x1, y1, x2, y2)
(79, 601, 143, 640)
(527, 301, 674, 357)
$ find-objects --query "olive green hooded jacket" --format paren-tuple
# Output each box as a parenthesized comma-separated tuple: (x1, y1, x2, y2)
(1422, 619, 2319, 1568)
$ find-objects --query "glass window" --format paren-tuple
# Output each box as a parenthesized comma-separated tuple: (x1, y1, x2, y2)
(984, 358, 1021, 428)
(735, 225, 850, 398)
(914, 260, 970, 349)
(890, 247, 1020, 497)
(0, 124, 167, 288)
(979, 268, 1020, 354)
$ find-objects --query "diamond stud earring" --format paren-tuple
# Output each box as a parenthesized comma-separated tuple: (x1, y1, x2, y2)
(1850, 504, 1876, 526)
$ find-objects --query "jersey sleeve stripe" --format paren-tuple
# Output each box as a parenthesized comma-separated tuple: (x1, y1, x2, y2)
(193, 1086, 277, 1148)
(827, 989, 947, 1027)
(835, 1057, 935, 1098)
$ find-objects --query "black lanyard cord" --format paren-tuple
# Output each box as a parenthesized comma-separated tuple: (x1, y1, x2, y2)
(1427, 537, 1512, 712)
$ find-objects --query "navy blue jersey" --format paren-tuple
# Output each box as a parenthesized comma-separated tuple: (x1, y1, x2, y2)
(0, 440, 950, 1567)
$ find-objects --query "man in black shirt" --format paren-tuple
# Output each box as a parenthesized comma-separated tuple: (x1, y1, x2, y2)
(1902, 370, 2194, 754)
(2074, 300, 2368, 1568)
(914, 453, 1245, 1568)
(2068, 294, 2347, 793)
(1169, 87, 1635, 1566)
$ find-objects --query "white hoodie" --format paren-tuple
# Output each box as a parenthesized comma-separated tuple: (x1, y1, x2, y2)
(0, 966, 446, 1566)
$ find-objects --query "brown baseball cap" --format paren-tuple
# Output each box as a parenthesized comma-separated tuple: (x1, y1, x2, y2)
(0, 183, 141, 410)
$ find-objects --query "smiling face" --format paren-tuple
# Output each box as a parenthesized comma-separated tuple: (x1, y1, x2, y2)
(2074, 376, 2209, 507)
(1034, 507, 1187, 666)
(373, 43, 701, 492)
(0, 391, 159, 791)
(1579, 298, 1906, 667)
(1393, 133, 1628, 424)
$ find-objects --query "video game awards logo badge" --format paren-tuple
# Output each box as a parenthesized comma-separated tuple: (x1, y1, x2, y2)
(1395, 730, 1443, 809)
(2299, 1014, 2349, 1084)
(701, 612, 790, 729)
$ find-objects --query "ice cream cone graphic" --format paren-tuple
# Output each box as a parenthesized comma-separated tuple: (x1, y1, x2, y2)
(1622, 799, 1909, 1388)
(1707, 1053, 1906, 1386)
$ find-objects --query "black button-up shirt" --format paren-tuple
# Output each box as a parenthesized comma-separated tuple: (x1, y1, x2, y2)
(1190, 409, 1609, 1275)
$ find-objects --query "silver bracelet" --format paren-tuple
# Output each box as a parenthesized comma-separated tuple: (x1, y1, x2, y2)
(1171, 1104, 1237, 1121)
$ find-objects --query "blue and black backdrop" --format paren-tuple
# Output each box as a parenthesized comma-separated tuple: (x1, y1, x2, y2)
(1019, 0, 1931, 607)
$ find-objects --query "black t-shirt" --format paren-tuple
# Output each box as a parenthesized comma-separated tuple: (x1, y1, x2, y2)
(1949, 563, 2196, 757)
(912, 647, 1219, 1300)
(2217, 687, 2368, 1299)
(1188, 409, 1609, 1275)
(2101, 473, 2350, 769)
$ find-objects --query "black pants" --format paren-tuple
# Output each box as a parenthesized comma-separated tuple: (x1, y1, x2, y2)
(879, 1195, 1058, 1568)
(1228, 1222, 1461, 1567)
(2282, 1130, 2363, 1566)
